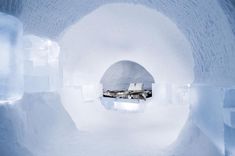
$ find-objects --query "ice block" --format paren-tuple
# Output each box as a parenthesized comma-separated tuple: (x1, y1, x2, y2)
(0, 12, 23, 103)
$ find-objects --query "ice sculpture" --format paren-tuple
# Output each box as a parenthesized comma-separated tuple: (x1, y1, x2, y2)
(0, 12, 23, 103)
(23, 35, 61, 93)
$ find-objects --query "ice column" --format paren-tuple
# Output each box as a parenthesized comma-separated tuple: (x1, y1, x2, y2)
(0, 13, 23, 103)
(23, 35, 61, 93)
(223, 89, 235, 156)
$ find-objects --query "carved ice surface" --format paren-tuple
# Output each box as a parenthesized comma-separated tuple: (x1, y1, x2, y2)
(0, 12, 23, 103)
(23, 35, 61, 93)
(224, 89, 235, 155)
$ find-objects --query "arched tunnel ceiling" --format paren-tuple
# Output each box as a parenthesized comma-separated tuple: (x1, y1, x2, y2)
(1, 0, 235, 86)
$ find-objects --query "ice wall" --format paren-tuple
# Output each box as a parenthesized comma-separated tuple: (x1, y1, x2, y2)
(0, 12, 23, 102)
(169, 119, 223, 156)
(224, 89, 235, 156)
(59, 5, 191, 147)
(23, 35, 61, 93)
(0, 103, 33, 156)
(0, 93, 77, 156)
(0, 0, 22, 16)
(0, 0, 234, 155)
(0, 0, 232, 86)
(190, 85, 225, 153)
(60, 3, 194, 88)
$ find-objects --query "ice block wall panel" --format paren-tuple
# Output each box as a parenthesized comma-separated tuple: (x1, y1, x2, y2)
(224, 89, 235, 155)
(225, 124, 235, 156)
(0, 12, 23, 102)
(23, 35, 61, 93)
(190, 85, 224, 152)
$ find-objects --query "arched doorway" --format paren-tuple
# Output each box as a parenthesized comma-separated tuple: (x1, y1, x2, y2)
(59, 4, 192, 148)
(100, 60, 155, 112)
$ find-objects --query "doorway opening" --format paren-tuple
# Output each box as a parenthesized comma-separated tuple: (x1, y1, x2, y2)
(100, 60, 155, 112)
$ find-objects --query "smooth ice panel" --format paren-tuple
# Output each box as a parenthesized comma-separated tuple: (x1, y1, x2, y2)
(224, 89, 235, 108)
(223, 89, 235, 155)
(190, 85, 224, 153)
(223, 108, 235, 128)
(23, 35, 61, 93)
(225, 124, 235, 156)
(0, 12, 23, 102)
(231, 112, 235, 127)
(0, 38, 10, 73)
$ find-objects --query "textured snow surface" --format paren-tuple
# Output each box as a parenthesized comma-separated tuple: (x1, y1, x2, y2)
(0, 0, 234, 85)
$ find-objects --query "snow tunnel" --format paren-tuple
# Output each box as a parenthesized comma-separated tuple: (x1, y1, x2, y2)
(0, 0, 235, 156)
(59, 4, 193, 142)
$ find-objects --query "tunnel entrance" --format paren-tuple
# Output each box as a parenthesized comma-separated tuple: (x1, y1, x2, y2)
(100, 60, 155, 112)
(59, 3, 192, 145)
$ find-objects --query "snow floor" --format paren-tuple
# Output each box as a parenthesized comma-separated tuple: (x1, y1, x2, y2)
(0, 92, 223, 156)
(32, 119, 222, 156)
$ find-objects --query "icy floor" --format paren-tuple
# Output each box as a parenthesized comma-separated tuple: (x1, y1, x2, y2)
(44, 132, 165, 156)
(27, 90, 188, 155)
(32, 119, 221, 156)
(0, 93, 223, 156)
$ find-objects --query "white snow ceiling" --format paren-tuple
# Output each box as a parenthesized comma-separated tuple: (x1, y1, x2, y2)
(2, 0, 235, 86)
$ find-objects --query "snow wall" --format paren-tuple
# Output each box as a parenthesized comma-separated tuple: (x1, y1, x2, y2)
(0, 93, 77, 156)
(2, 0, 234, 86)
(0, 0, 235, 156)
(59, 4, 192, 148)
